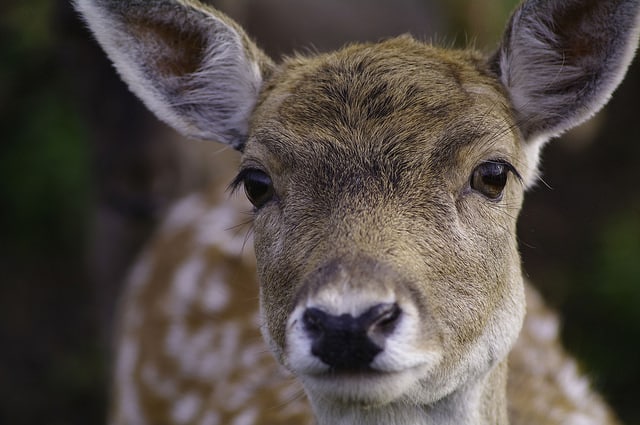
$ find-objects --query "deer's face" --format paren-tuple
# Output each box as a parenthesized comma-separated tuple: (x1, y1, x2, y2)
(239, 38, 528, 406)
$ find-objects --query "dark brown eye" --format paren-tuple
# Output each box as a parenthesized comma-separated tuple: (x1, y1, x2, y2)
(470, 161, 510, 200)
(242, 169, 274, 208)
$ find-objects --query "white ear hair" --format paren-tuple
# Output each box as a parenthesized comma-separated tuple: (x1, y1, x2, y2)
(75, 0, 274, 149)
(491, 0, 640, 182)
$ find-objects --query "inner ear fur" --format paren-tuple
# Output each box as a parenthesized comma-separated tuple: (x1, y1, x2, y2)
(76, 0, 274, 149)
(491, 0, 640, 143)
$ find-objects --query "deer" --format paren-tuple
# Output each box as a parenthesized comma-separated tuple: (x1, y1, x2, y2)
(75, 0, 640, 424)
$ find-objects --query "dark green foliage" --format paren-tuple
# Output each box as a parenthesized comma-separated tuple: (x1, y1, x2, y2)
(0, 1, 105, 424)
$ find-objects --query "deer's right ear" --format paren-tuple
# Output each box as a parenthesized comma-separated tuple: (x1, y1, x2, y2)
(75, 0, 274, 150)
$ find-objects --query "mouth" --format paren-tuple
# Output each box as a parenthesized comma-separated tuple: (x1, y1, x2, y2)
(299, 364, 430, 405)
(307, 366, 394, 380)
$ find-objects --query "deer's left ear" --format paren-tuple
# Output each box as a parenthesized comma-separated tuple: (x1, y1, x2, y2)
(490, 0, 640, 170)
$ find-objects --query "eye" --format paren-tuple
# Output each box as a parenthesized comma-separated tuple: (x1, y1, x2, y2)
(470, 161, 511, 200)
(239, 169, 275, 209)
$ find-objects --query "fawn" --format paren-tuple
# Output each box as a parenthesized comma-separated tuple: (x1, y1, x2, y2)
(76, 0, 640, 424)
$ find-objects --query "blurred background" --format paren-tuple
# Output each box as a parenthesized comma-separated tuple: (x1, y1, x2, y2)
(1, 0, 639, 424)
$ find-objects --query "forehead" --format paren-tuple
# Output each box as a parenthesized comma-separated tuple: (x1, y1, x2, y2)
(247, 37, 519, 173)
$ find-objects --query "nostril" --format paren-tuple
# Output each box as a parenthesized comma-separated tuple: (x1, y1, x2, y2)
(302, 308, 328, 338)
(370, 303, 401, 331)
(363, 303, 402, 346)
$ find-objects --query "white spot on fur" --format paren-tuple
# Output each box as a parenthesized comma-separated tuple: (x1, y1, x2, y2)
(557, 360, 591, 405)
(230, 406, 258, 425)
(195, 203, 250, 256)
(157, 185, 255, 263)
(201, 270, 230, 313)
(182, 328, 217, 376)
(141, 363, 177, 398)
(216, 323, 241, 373)
(165, 321, 187, 358)
(527, 312, 559, 342)
(116, 338, 145, 425)
(166, 319, 242, 381)
(565, 412, 601, 425)
(201, 411, 221, 425)
(171, 392, 202, 424)
(199, 352, 219, 377)
(168, 254, 206, 316)
(126, 252, 152, 290)
(163, 193, 208, 233)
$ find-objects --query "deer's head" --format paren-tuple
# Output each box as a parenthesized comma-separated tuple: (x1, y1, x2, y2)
(77, 0, 639, 423)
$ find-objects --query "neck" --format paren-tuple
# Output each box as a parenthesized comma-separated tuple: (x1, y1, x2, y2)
(310, 362, 509, 425)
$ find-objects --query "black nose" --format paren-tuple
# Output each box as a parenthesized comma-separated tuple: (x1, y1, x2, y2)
(302, 303, 402, 371)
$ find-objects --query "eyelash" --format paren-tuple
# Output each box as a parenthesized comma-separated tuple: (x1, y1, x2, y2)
(483, 159, 523, 182)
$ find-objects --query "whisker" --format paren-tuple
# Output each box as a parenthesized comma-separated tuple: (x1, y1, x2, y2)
(535, 174, 554, 190)
(267, 383, 309, 412)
